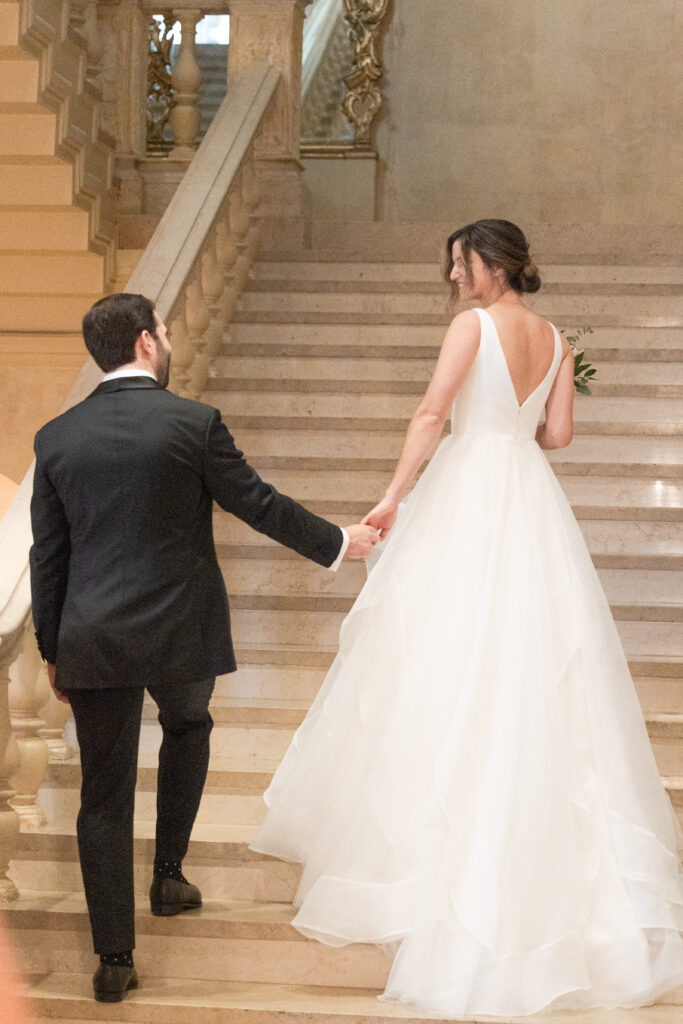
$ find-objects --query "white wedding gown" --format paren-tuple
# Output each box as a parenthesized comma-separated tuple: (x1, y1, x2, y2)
(250, 307, 683, 1017)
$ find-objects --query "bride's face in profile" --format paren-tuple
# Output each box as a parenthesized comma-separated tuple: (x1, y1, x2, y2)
(450, 240, 502, 301)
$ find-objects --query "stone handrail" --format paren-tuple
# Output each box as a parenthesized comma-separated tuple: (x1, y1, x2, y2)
(0, 59, 279, 901)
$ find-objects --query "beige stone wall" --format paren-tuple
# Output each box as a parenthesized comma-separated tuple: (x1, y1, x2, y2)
(375, 0, 681, 232)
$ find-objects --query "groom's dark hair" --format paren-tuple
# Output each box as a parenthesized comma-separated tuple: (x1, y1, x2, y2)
(83, 293, 158, 372)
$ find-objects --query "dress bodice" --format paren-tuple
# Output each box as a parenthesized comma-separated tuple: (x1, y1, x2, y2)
(451, 307, 562, 440)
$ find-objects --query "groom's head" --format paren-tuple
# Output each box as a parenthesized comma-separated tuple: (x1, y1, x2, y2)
(83, 293, 172, 388)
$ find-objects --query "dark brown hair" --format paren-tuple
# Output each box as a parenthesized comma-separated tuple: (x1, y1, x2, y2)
(444, 219, 541, 303)
(82, 293, 158, 372)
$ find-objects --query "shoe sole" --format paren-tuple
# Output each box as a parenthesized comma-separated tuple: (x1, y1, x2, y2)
(94, 976, 139, 1003)
(150, 901, 202, 917)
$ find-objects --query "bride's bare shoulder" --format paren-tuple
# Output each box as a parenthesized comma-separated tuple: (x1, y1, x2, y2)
(446, 308, 481, 341)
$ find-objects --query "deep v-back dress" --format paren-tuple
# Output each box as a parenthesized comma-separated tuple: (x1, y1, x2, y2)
(251, 307, 683, 1016)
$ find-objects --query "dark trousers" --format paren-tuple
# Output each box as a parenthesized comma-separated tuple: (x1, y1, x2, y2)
(66, 678, 215, 954)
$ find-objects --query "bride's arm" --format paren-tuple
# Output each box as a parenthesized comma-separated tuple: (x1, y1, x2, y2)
(536, 337, 574, 449)
(363, 310, 481, 534)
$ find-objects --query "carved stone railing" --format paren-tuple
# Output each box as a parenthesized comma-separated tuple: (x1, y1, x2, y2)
(342, 0, 389, 146)
(17, 0, 116, 275)
(0, 59, 278, 901)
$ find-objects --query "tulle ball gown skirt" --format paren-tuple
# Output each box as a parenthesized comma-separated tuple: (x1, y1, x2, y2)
(251, 430, 683, 1017)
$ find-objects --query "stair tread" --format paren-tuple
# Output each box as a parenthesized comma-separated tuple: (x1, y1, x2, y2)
(0, 154, 67, 165)
(19, 972, 683, 1019)
(20, 818, 259, 844)
(0, 203, 86, 213)
(0, 101, 53, 114)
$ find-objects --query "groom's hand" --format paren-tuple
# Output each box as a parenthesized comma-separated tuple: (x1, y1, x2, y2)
(47, 663, 70, 705)
(343, 524, 381, 560)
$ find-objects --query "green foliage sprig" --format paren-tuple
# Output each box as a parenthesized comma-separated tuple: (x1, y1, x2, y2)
(562, 327, 597, 395)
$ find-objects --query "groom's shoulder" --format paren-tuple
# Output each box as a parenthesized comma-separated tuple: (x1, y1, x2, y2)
(159, 390, 223, 429)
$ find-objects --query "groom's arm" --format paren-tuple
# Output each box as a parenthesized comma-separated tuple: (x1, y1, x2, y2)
(202, 409, 344, 568)
(29, 432, 71, 664)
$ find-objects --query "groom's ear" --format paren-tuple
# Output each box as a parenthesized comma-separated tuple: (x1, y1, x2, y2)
(135, 330, 157, 359)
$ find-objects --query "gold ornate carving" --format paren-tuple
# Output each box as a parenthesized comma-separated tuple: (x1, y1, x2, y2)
(342, 0, 389, 147)
(147, 15, 176, 155)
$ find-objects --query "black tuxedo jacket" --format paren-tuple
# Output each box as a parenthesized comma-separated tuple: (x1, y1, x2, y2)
(29, 376, 343, 690)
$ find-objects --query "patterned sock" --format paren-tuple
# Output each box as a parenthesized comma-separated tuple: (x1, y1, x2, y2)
(100, 951, 134, 968)
(153, 857, 186, 882)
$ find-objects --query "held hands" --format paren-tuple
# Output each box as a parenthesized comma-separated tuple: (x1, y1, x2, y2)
(362, 497, 399, 538)
(343, 523, 382, 560)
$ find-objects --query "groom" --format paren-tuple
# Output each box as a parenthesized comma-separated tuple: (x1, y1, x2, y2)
(29, 293, 378, 1003)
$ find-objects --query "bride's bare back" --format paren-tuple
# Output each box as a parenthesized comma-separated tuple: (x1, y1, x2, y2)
(485, 305, 557, 406)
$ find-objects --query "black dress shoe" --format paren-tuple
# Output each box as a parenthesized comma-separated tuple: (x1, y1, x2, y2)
(92, 963, 138, 1003)
(150, 875, 202, 916)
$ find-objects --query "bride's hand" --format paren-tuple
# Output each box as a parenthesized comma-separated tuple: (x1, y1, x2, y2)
(362, 497, 398, 538)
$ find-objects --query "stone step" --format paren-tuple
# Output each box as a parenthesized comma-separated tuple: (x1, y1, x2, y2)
(0, 292, 101, 331)
(0, 155, 73, 205)
(0, 250, 104, 293)
(212, 354, 683, 388)
(215, 377, 681, 400)
(214, 665, 682, 713)
(150, 719, 683, 773)
(230, 600, 683, 653)
(215, 514, 682, 569)
(228, 321, 683, 355)
(0, 2, 20, 42)
(238, 290, 683, 321)
(14, 746, 683, 897)
(217, 557, 683, 611)
(0, 205, 90, 251)
(209, 391, 682, 435)
(0, 46, 38, 102)
(226, 428, 683, 479)
(0, 103, 55, 155)
(234, 309, 683, 331)
(5, 893, 395, 988)
(11, 821, 299, 904)
(232, 641, 682, 679)
(253, 261, 683, 286)
(17, 972, 683, 1022)
(260, 222, 683, 263)
(0, 331, 84, 368)
(245, 278, 682, 300)
(209, 467, 683, 522)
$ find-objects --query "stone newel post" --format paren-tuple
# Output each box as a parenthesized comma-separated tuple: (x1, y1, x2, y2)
(228, 0, 312, 218)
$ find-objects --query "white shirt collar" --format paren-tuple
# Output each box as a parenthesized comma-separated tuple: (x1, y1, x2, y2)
(102, 368, 157, 382)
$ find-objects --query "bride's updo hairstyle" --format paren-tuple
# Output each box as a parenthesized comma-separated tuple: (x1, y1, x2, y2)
(444, 219, 541, 303)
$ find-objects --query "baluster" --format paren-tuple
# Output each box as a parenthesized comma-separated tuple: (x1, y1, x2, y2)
(241, 157, 262, 262)
(169, 9, 203, 158)
(215, 209, 241, 327)
(229, 183, 251, 295)
(8, 631, 49, 830)
(168, 305, 194, 397)
(70, 0, 106, 90)
(184, 269, 212, 400)
(190, 237, 225, 396)
(0, 658, 21, 902)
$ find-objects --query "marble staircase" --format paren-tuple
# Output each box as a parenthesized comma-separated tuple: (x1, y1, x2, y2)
(7, 247, 683, 1021)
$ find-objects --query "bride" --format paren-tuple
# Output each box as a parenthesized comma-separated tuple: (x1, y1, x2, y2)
(250, 219, 683, 1017)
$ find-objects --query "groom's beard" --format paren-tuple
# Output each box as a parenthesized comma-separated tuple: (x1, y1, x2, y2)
(155, 344, 171, 390)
